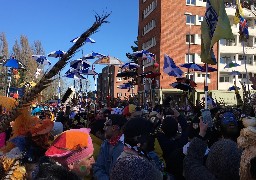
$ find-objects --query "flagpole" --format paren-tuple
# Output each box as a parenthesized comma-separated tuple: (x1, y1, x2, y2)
(204, 63, 208, 109)
(242, 41, 249, 90)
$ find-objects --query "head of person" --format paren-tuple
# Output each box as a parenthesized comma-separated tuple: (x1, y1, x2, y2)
(161, 116, 179, 139)
(110, 155, 162, 180)
(103, 114, 127, 140)
(220, 111, 240, 139)
(206, 139, 241, 180)
(123, 117, 155, 154)
(45, 128, 94, 178)
(90, 119, 105, 140)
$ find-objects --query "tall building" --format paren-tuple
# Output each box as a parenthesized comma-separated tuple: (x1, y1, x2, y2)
(97, 65, 138, 104)
(219, 1, 256, 90)
(138, 0, 256, 105)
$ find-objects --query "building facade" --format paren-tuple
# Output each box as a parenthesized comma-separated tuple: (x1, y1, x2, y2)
(97, 65, 138, 104)
(138, 0, 256, 105)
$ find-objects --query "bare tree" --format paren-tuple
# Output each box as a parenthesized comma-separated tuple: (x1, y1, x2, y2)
(0, 33, 8, 96)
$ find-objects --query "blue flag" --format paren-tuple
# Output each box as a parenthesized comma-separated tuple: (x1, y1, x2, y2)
(163, 54, 183, 77)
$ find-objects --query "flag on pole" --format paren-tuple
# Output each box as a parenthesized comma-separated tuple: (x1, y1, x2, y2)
(234, 0, 249, 40)
(234, 0, 244, 24)
(201, 0, 234, 65)
(163, 54, 183, 77)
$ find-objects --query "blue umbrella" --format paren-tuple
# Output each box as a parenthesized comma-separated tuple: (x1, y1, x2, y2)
(70, 37, 96, 43)
(180, 63, 203, 71)
(121, 62, 139, 70)
(132, 50, 154, 58)
(3, 58, 26, 69)
(64, 70, 86, 80)
(118, 83, 131, 89)
(80, 68, 98, 75)
(48, 50, 66, 58)
(32, 55, 51, 65)
(228, 86, 240, 91)
(170, 82, 192, 91)
(70, 59, 90, 70)
(224, 62, 240, 69)
(82, 52, 105, 60)
(229, 71, 241, 76)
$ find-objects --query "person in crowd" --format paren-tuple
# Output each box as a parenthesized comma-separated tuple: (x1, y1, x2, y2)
(110, 155, 162, 180)
(183, 119, 241, 180)
(44, 128, 95, 179)
(157, 108, 188, 179)
(116, 117, 167, 179)
(89, 119, 105, 160)
(93, 114, 127, 180)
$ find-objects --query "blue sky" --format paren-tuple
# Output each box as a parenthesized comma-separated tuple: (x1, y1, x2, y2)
(0, 0, 138, 91)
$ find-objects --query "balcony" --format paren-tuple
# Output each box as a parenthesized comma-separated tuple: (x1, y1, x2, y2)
(219, 45, 256, 54)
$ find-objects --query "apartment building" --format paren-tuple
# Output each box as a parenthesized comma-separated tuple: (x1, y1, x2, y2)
(138, 0, 256, 104)
(138, 0, 217, 104)
(97, 65, 138, 103)
(219, 1, 256, 90)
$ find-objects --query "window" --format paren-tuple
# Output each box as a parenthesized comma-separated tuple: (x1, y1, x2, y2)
(186, 0, 196, 5)
(185, 54, 195, 63)
(238, 74, 247, 79)
(117, 77, 122, 81)
(117, 93, 122, 97)
(186, 34, 195, 44)
(219, 76, 230, 82)
(143, 19, 156, 36)
(239, 55, 246, 60)
(198, 16, 204, 22)
(186, 15, 196, 24)
(142, 37, 156, 50)
(185, 73, 194, 80)
(143, 0, 157, 18)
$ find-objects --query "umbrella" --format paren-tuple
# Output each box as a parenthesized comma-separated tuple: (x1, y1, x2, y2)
(170, 82, 192, 91)
(118, 83, 132, 89)
(64, 71, 86, 80)
(80, 68, 98, 75)
(70, 37, 96, 43)
(228, 86, 241, 91)
(180, 63, 203, 71)
(176, 77, 197, 88)
(64, 70, 86, 79)
(139, 71, 161, 79)
(194, 64, 217, 72)
(70, 59, 90, 70)
(93, 56, 124, 65)
(229, 71, 241, 76)
(132, 50, 154, 58)
(121, 62, 140, 70)
(32, 55, 51, 65)
(3, 58, 26, 69)
(224, 62, 240, 69)
(82, 52, 106, 60)
(48, 50, 66, 58)
(116, 71, 137, 78)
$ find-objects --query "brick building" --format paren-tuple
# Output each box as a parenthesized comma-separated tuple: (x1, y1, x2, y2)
(97, 65, 138, 104)
(137, 0, 218, 104)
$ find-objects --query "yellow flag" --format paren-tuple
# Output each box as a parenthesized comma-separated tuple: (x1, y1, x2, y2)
(234, 0, 244, 24)
(201, 0, 234, 65)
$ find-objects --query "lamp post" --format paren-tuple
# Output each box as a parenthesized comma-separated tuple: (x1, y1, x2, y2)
(185, 12, 192, 79)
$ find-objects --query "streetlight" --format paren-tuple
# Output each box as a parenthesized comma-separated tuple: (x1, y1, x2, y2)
(185, 12, 192, 79)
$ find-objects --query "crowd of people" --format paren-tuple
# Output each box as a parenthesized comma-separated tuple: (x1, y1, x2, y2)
(0, 93, 256, 180)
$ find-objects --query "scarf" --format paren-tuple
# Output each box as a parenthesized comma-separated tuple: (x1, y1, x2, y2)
(108, 133, 122, 146)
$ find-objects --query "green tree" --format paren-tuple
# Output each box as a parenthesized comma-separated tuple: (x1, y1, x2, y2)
(126, 40, 138, 63)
